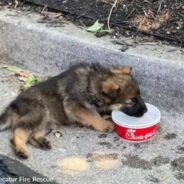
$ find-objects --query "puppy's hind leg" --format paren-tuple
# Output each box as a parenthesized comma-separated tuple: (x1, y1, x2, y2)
(11, 128, 32, 159)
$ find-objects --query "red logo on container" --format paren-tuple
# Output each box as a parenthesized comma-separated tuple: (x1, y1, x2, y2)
(115, 124, 158, 142)
(126, 128, 156, 140)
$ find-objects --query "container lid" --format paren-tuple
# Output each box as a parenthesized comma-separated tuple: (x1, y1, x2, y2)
(112, 103, 161, 128)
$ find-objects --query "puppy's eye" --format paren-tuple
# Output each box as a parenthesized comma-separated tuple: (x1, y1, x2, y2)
(131, 97, 137, 102)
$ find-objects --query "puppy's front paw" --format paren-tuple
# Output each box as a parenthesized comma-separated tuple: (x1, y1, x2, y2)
(95, 120, 114, 132)
(103, 120, 115, 132)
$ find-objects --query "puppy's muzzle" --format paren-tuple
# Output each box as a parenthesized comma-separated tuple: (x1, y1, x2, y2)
(122, 97, 147, 117)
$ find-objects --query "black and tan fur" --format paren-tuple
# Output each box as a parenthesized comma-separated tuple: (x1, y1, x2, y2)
(0, 63, 147, 159)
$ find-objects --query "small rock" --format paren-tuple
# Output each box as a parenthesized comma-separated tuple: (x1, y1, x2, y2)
(54, 130, 63, 138)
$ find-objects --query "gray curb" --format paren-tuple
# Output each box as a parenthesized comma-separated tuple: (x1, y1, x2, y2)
(0, 8, 183, 113)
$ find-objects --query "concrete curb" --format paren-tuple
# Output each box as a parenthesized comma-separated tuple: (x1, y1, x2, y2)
(0, 8, 183, 113)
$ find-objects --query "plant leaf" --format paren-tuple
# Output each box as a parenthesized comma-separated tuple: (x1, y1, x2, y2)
(87, 20, 104, 33)
(23, 75, 40, 89)
(2, 65, 24, 73)
(2, 65, 48, 91)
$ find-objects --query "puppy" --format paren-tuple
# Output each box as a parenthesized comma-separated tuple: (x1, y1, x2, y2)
(0, 63, 147, 159)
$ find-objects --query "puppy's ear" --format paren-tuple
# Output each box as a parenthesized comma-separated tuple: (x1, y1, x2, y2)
(110, 66, 132, 75)
(101, 80, 120, 98)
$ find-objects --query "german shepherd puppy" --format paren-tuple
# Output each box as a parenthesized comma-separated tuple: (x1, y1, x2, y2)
(0, 63, 147, 159)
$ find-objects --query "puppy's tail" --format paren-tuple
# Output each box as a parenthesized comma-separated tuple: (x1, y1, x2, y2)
(0, 110, 11, 132)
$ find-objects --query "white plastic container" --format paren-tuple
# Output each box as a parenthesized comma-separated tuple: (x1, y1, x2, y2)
(112, 103, 161, 142)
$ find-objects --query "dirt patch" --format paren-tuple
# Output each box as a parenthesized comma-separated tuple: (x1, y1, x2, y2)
(147, 175, 160, 183)
(122, 155, 170, 170)
(151, 155, 170, 167)
(175, 172, 184, 180)
(86, 152, 118, 162)
(134, 10, 171, 32)
(171, 157, 184, 171)
(98, 133, 108, 138)
(86, 152, 119, 170)
(58, 156, 89, 175)
(122, 155, 152, 169)
(97, 141, 112, 148)
(113, 136, 120, 142)
(21, 0, 184, 47)
(164, 133, 177, 140)
(95, 158, 119, 170)
(177, 146, 184, 153)
(133, 143, 141, 149)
